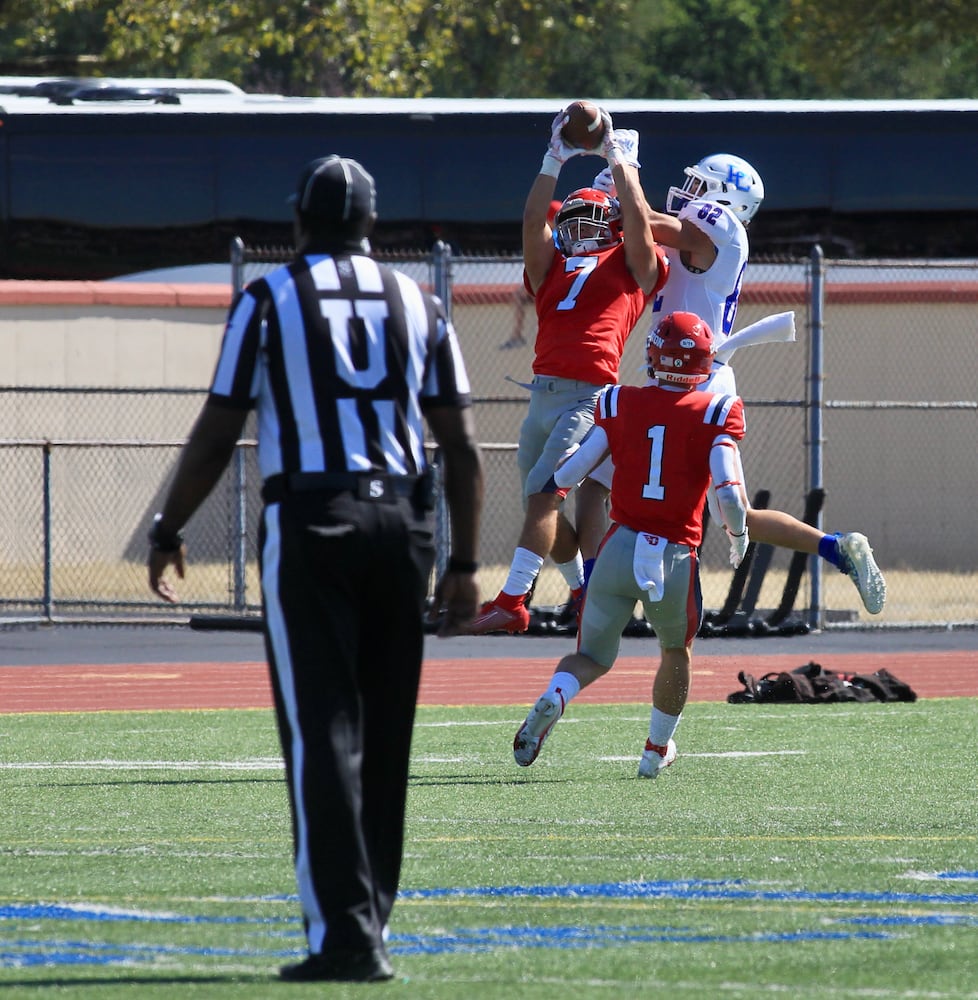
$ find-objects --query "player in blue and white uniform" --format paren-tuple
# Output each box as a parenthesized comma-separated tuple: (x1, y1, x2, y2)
(576, 151, 886, 615)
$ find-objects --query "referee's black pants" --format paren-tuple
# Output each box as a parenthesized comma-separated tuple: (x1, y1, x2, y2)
(258, 488, 435, 957)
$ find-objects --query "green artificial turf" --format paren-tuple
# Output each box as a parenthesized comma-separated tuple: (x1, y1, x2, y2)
(0, 698, 976, 998)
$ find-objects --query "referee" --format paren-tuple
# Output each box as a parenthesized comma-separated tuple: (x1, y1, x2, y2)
(148, 155, 483, 983)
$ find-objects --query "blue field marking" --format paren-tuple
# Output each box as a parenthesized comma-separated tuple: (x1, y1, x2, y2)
(392, 926, 892, 955)
(0, 903, 283, 925)
(399, 877, 978, 907)
(0, 903, 302, 967)
(0, 937, 299, 968)
(841, 914, 978, 927)
(399, 878, 740, 900)
(3, 877, 977, 969)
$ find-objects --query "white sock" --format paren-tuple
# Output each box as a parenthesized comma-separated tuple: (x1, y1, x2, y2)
(648, 708, 681, 747)
(555, 553, 585, 590)
(546, 671, 581, 707)
(501, 547, 545, 597)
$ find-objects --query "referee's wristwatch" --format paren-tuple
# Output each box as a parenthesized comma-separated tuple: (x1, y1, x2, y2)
(148, 513, 184, 553)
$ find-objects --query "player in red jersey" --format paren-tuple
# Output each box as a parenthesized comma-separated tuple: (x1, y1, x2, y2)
(462, 108, 668, 635)
(580, 154, 886, 616)
(513, 312, 749, 778)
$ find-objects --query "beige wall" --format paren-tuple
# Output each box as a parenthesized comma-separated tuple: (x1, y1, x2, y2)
(1, 277, 975, 577)
(0, 282, 229, 392)
(0, 282, 232, 574)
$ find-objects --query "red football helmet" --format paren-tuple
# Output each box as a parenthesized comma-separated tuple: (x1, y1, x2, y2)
(647, 311, 716, 386)
(553, 187, 622, 257)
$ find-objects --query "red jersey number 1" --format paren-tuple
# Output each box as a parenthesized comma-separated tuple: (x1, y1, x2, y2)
(641, 424, 666, 500)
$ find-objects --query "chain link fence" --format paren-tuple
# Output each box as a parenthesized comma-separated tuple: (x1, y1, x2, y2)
(0, 390, 263, 621)
(1, 244, 975, 630)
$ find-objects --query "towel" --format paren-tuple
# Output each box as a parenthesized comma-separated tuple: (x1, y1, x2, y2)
(633, 532, 667, 602)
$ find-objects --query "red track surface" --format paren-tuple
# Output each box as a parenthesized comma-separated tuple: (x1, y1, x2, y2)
(0, 651, 974, 713)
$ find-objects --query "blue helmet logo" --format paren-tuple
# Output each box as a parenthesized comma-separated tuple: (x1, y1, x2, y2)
(726, 166, 751, 192)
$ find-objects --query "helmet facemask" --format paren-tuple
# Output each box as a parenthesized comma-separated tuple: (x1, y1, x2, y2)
(665, 154, 764, 224)
(553, 189, 622, 256)
(664, 167, 711, 216)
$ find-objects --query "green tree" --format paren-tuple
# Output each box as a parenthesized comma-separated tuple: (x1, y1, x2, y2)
(642, 0, 812, 99)
(0, 0, 975, 99)
(0, 0, 461, 97)
(786, 0, 978, 97)
(423, 0, 637, 98)
(0, 0, 111, 73)
(422, 0, 810, 100)
(100, 1, 460, 96)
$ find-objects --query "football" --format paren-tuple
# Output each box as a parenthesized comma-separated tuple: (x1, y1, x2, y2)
(560, 100, 606, 150)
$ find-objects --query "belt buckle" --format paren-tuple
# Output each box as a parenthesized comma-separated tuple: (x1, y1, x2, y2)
(358, 476, 389, 501)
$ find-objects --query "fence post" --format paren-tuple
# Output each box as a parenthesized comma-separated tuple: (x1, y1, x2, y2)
(808, 245, 826, 631)
(431, 449, 449, 586)
(42, 441, 53, 622)
(232, 444, 248, 610)
(430, 241, 453, 575)
(431, 240, 452, 320)
(230, 236, 246, 297)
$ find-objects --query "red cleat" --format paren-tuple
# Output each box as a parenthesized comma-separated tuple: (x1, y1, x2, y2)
(462, 596, 530, 635)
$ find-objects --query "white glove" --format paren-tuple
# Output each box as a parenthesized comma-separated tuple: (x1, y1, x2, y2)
(592, 166, 617, 198)
(726, 527, 750, 569)
(602, 116, 640, 168)
(540, 109, 586, 177)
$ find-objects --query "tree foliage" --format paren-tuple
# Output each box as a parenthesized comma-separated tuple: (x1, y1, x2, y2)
(0, 0, 110, 73)
(99, 1, 462, 96)
(786, 0, 978, 97)
(0, 0, 974, 99)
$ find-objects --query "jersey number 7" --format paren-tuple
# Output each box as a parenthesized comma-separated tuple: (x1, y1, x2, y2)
(556, 256, 598, 311)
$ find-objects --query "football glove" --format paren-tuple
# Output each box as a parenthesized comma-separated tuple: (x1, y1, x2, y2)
(726, 527, 750, 569)
(603, 126, 640, 169)
(540, 109, 586, 177)
(592, 166, 616, 198)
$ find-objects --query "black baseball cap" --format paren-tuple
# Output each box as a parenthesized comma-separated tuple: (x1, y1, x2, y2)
(288, 155, 376, 227)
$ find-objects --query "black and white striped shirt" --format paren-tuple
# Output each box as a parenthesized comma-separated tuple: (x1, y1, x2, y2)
(208, 253, 471, 481)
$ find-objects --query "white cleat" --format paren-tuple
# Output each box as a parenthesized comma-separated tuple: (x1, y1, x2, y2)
(513, 692, 564, 767)
(837, 532, 886, 615)
(637, 738, 677, 779)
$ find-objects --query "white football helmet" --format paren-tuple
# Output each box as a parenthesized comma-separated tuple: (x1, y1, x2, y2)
(665, 153, 764, 224)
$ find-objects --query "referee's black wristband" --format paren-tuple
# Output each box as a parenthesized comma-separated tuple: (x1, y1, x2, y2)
(148, 513, 184, 553)
(447, 556, 478, 574)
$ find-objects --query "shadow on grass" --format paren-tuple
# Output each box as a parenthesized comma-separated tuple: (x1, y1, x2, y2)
(24, 777, 281, 789)
(410, 774, 570, 786)
(0, 974, 270, 988)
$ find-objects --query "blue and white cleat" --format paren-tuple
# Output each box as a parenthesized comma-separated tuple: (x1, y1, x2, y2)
(837, 532, 886, 615)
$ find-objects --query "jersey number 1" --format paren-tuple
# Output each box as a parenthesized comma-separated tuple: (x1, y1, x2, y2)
(641, 425, 665, 500)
